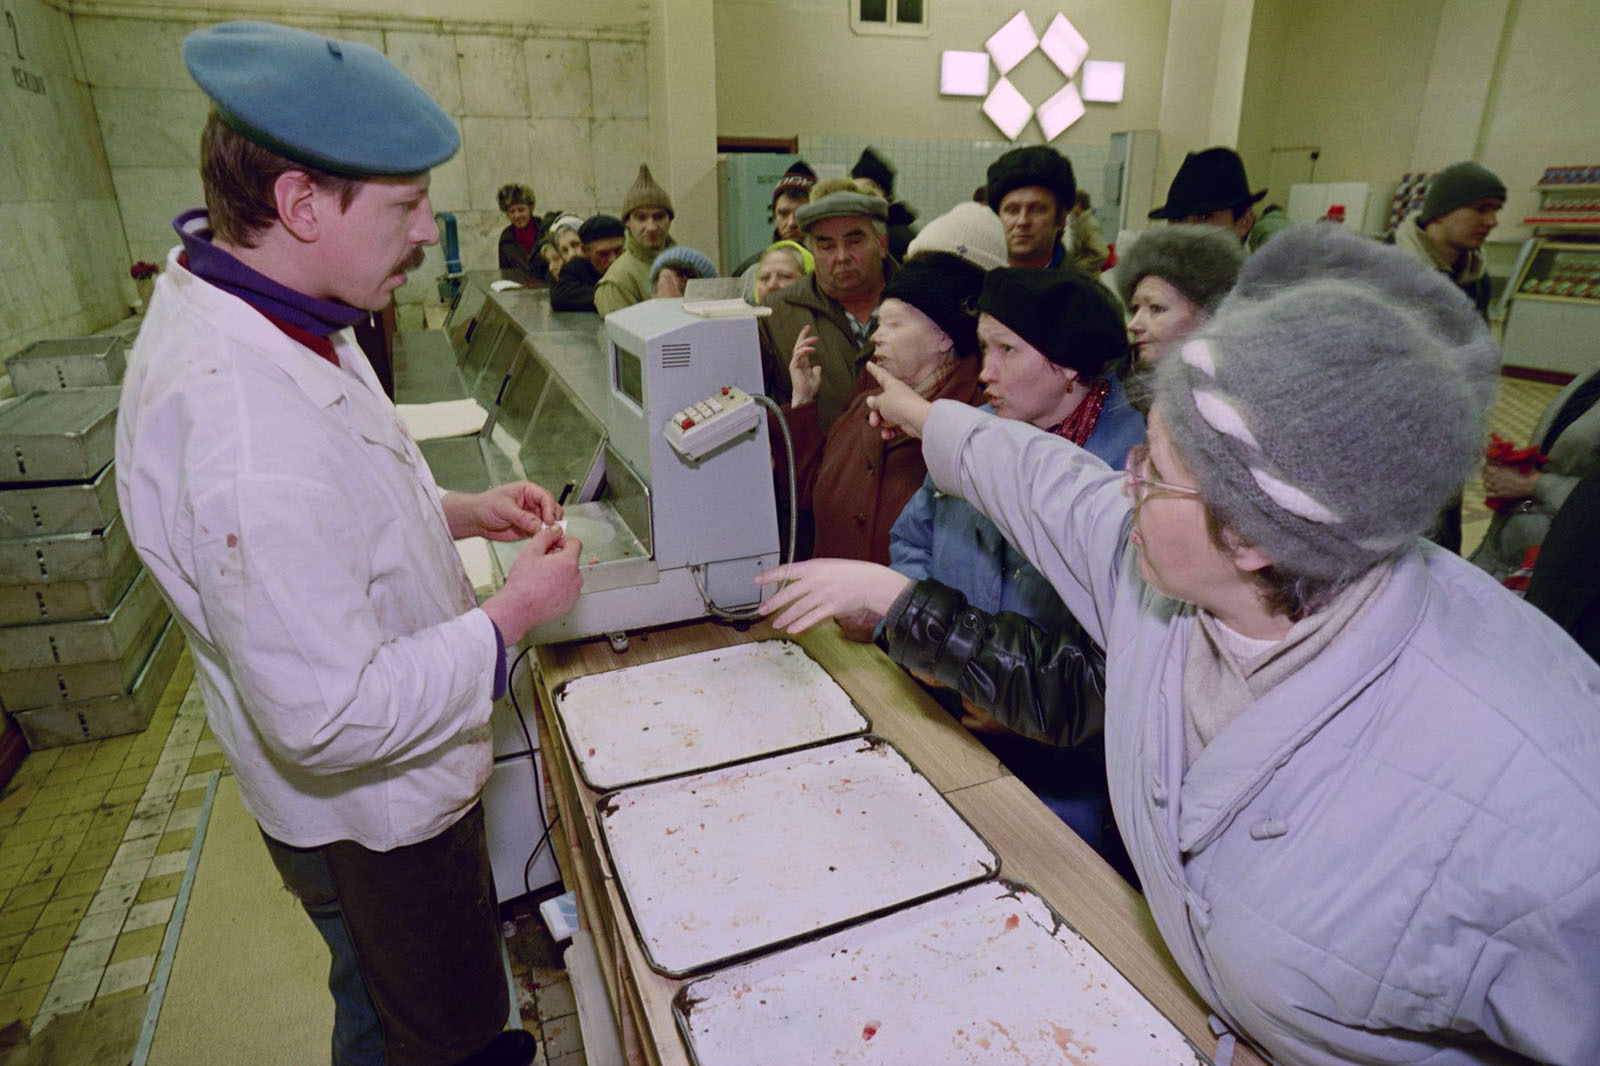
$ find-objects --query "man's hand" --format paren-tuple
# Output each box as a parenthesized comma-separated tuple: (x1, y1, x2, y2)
(444, 482, 561, 541)
(789, 324, 823, 407)
(480, 527, 583, 644)
(755, 559, 911, 635)
(863, 362, 933, 440)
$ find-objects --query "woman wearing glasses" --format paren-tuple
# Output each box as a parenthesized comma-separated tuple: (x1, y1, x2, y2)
(765, 227, 1600, 1065)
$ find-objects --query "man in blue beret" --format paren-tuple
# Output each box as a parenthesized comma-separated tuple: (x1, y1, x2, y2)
(114, 21, 578, 1066)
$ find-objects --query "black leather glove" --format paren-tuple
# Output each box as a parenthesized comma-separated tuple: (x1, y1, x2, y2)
(877, 578, 1106, 748)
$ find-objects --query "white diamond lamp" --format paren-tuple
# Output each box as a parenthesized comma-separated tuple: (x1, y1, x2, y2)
(1081, 60, 1126, 103)
(982, 77, 1034, 140)
(985, 12, 1038, 76)
(940, 50, 990, 97)
(1040, 13, 1089, 78)
(1036, 82, 1086, 140)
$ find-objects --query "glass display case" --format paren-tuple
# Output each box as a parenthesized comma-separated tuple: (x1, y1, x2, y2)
(1500, 165, 1600, 377)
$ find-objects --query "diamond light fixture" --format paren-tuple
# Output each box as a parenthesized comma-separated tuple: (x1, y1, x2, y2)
(958, 11, 1127, 142)
(940, 50, 990, 97)
(1080, 60, 1126, 103)
(985, 12, 1038, 76)
(982, 77, 1034, 141)
(1036, 82, 1086, 140)
(1039, 13, 1089, 78)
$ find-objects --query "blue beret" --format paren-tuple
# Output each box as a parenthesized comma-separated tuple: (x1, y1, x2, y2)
(184, 21, 459, 176)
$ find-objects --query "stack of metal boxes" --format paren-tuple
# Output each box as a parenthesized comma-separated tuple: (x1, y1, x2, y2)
(0, 337, 183, 749)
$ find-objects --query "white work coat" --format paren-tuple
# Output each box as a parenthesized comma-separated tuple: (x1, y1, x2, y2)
(116, 250, 499, 851)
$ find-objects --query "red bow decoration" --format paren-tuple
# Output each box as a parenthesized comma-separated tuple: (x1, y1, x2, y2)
(1483, 433, 1546, 511)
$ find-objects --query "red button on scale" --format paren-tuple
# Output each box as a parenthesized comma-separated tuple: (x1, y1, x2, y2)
(721, 387, 729, 395)
(681, 417, 695, 429)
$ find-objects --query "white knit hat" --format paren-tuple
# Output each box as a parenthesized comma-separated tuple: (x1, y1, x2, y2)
(907, 203, 1008, 271)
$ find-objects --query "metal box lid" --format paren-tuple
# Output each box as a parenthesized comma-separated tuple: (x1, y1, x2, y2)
(6, 336, 126, 392)
(0, 387, 120, 483)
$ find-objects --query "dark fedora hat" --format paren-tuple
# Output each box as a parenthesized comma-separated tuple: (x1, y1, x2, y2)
(1148, 147, 1266, 220)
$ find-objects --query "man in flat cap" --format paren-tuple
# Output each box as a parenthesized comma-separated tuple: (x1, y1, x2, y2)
(758, 189, 898, 433)
(985, 145, 1078, 270)
(1148, 146, 1264, 243)
(115, 21, 580, 1066)
(1387, 160, 1505, 319)
(593, 163, 676, 315)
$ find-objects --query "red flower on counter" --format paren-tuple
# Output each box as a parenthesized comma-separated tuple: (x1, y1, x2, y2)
(130, 261, 161, 280)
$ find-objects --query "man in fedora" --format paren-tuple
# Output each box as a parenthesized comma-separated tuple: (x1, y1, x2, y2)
(1149, 146, 1265, 243)
(116, 21, 583, 1066)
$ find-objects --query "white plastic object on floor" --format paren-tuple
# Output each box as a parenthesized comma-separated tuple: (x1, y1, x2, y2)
(563, 929, 624, 1066)
(539, 890, 580, 943)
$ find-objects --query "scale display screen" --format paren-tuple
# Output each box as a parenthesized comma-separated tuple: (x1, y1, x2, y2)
(613, 341, 644, 409)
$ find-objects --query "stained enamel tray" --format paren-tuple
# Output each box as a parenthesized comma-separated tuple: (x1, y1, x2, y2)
(598, 736, 997, 977)
(555, 640, 868, 790)
(675, 880, 1207, 1066)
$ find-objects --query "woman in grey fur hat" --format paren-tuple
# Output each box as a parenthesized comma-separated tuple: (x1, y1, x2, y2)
(1116, 224, 1247, 363)
(764, 226, 1600, 1066)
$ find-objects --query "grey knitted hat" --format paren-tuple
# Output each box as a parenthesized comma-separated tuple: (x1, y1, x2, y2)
(1152, 225, 1500, 582)
(906, 202, 1008, 271)
(1419, 162, 1505, 225)
(1116, 224, 1247, 313)
(649, 245, 717, 286)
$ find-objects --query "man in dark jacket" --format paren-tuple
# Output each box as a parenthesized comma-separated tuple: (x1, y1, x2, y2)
(549, 215, 623, 313)
(986, 146, 1076, 270)
(1387, 160, 1504, 319)
(852, 147, 917, 261)
(757, 191, 896, 432)
(1148, 147, 1265, 244)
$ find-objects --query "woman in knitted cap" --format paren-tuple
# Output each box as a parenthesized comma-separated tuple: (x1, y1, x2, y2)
(768, 226, 1600, 1066)
(1116, 224, 1247, 364)
(778, 252, 987, 582)
(648, 245, 717, 298)
(741, 240, 813, 305)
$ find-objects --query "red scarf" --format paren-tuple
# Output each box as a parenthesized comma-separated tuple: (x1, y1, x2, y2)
(1047, 378, 1109, 447)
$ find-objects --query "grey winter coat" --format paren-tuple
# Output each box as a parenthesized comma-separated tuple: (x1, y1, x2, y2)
(921, 399, 1600, 1066)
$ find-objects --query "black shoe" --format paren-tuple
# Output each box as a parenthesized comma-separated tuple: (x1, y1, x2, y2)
(457, 1028, 538, 1066)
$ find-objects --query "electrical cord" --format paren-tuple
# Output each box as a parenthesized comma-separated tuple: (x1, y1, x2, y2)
(692, 393, 797, 622)
(507, 644, 558, 898)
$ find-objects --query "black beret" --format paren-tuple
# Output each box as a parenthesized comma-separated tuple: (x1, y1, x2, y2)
(881, 253, 985, 357)
(578, 214, 624, 244)
(977, 268, 1126, 376)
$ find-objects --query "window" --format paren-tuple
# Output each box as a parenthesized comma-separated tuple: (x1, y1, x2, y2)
(851, 0, 928, 37)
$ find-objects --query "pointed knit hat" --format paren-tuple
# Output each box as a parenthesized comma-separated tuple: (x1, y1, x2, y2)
(622, 164, 674, 220)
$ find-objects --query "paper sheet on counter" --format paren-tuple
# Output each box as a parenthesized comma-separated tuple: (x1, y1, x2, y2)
(455, 537, 498, 595)
(396, 398, 488, 441)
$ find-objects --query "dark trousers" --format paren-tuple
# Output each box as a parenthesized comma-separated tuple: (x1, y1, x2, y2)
(262, 803, 508, 1066)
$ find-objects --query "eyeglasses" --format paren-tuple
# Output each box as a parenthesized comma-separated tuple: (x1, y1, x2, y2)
(1123, 444, 1203, 509)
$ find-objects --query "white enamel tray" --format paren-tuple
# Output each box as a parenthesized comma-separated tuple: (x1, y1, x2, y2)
(598, 736, 998, 977)
(555, 640, 868, 791)
(675, 880, 1208, 1066)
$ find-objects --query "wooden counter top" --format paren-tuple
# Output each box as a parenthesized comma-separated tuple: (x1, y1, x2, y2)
(532, 617, 1264, 1066)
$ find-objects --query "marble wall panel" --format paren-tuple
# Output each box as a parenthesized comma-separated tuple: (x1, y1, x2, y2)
(8, 0, 74, 78)
(589, 41, 647, 120)
(429, 152, 473, 220)
(590, 118, 653, 214)
(386, 29, 464, 116)
(462, 116, 536, 213)
(54, 77, 117, 201)
(111, 166, 206, 268)
(65, 199, 134, 321)
(458, 34, 530, 118)
(92, 87, 209, 170)
(74, 16, 204, 91)
(525, 38, 592, 119)
(527, 117, 597, 213)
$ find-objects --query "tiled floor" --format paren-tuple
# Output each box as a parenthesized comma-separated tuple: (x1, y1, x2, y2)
(0, 646, 584, 1064)
(0, 648, 210, 1038)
